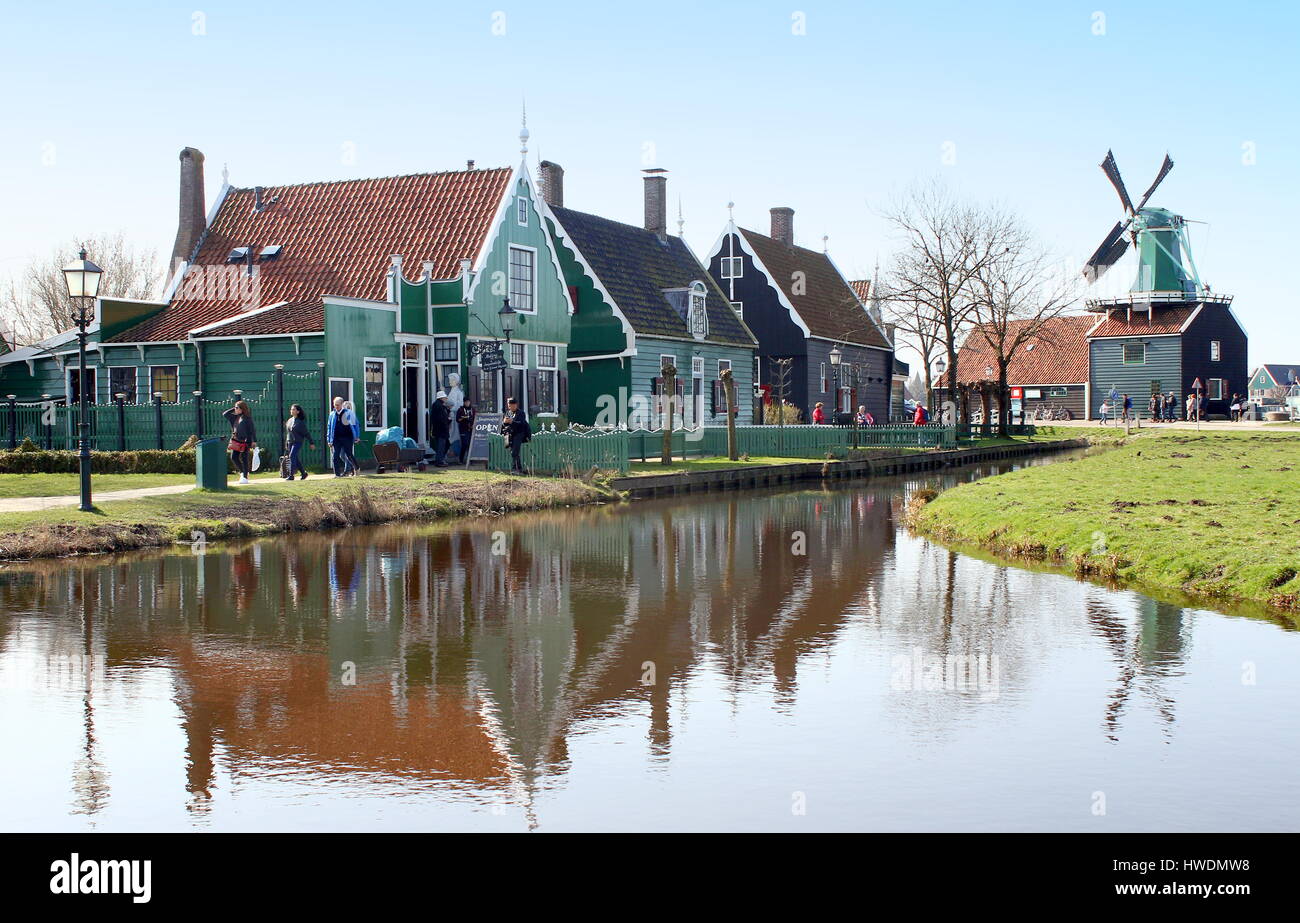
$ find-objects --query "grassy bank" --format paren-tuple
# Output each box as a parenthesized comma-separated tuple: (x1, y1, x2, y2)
(0, 472, 198, 498)
(908, 430, 1300, 611)
(0, 469, 611, 562)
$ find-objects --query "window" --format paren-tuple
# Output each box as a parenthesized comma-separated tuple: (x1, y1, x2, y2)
(660, 354, 677, 373)
(689, 281, 708, 339)
(66, 367, 97, 405)
(1049, 387, 1068, 398)
(820, 361, 828, 393)
(731, 301, 743, 318)
(508, 246, 535, 312)
(109, 367, 138, 402)
(1122, 343, 1147, 366)
(516, 196, 528, 226)
(363, 358, 386, 430)
(1210, 340, 1222, 362)
(718, 359, 731, 375)
(692, 356, 704, 376)
(1208, 378, 1226, 400)
(720, 257, 743, 279)
(510, 342, 526, 367)
(535, 345, 558, 414)
(433, 338, 459, 363)
(150, 366, 179, 403)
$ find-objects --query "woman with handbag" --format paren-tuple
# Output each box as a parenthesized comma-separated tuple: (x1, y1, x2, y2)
(223, 400, 258, 485)
(284, 404, 315, 480)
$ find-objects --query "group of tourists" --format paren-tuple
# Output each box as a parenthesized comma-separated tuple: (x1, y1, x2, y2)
(810, 401, 879, 426)
(220, 388, 532, 482)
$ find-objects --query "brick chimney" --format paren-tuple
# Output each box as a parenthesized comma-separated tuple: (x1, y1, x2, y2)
(171, 147, 206, 273)
(539, 160, 564, 208)
(770, 207, 794, 247)
(643, 168, 668, 239)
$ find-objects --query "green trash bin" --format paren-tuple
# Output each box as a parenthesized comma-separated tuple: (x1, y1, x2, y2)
(196, 437, 228, 490)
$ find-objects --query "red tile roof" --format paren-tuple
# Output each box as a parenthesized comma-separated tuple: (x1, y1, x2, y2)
(1086, 305, 1197, 338)
(110, 168, 513, 342)
(849, 279, 871, 303)
(739, 229, 891, 349)
(953, 314, 1094, 385)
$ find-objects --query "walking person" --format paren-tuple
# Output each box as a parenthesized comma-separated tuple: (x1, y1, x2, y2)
(284, 404, 315, 480)
(1121, 393, 1133, 424)
(223, 400, 258, 485)
(326, 396, 360, 477)
(1148, 392, 1160, 424)
(1229, 393, 1242, 422)
(1099, 399, 1110, 425)
(430, 390, 452, 467)
(455, 397, 475, 464)
(812, 401, 826, 424)
(501, 396, 531, 474)
(854, 404, 873, 426)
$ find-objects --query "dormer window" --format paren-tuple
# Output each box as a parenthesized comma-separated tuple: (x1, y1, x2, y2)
(689, 281, 708, 340)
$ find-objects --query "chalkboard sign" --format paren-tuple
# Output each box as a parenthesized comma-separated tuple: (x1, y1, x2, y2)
(479, 347, 507, 373)
(464, 412, 502, 466)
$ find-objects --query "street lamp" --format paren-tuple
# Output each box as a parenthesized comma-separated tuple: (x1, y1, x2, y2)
(498, 298, 516, 343)
(828, 345, 843, 415)
(61, 248, 103, 512)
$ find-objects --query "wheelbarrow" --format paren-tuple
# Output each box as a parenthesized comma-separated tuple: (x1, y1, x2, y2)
(372, 440, 428, 473)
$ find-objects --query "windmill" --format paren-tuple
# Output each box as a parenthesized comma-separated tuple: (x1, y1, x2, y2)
(1082, 150, 1205, 297)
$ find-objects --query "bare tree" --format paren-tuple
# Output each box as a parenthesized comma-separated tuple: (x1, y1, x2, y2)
(881, 181, 1017, 421)
(879, 273, 945, 414)
(0, 233, 165, 345)
(969, 240, 1081, 435)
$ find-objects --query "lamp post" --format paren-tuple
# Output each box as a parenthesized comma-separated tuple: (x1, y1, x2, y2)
(61, 249, 103, 512)
(932, 356, 947, 417)
(498, 298, 516, 344)
(829, 345, 843, 419)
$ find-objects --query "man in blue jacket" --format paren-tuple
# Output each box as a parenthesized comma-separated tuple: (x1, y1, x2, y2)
(326, 397, 361, 476)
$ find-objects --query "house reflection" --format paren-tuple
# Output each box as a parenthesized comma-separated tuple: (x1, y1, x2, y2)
(0, 486, 895, 818)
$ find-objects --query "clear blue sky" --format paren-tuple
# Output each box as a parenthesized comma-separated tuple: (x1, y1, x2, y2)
(2, 1, 1296, 366)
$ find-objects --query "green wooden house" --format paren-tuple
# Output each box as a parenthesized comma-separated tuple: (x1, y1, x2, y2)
(539, 163, 758, 428)
(0, 133, 573, 456)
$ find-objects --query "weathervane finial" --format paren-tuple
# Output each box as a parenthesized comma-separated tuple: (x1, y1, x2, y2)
(677, 196, 684, 237)
(519, 99, 529, 155)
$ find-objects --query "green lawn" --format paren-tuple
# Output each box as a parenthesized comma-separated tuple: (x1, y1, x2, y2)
(910, 430, 1300, 612)
(0, 468, 605, 561)
(0, 472, 197, 498)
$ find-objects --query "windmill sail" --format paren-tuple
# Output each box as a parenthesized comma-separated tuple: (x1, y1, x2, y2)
(1100, 150, 1135, 215)
(1136, 154, 1175, 210)
(1083, 221, 1131, 283)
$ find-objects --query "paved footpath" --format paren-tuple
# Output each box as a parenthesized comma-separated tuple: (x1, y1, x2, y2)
(0, 473, 336, 514)
(1045, 419, 1298, 433)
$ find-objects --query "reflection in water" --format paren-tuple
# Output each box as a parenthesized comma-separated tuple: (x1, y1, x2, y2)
(2, 457, 1298, 832)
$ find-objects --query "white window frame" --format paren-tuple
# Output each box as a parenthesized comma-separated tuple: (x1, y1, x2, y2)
(1210, 340, 1221, 362)
(362, 357, 387, 432)
(820, 361, 828, 393)
(66, 366, 98, 405)
(718, 358, 731, 375)
(148, 364, 181, 404)
(510, 342, 527, 369)
(720, 256, 743, 279)
(535, 345, 558, 416)
(689, 281, 708, 340)
(108, 365, 140, 403)
(730, 301, 743, 318)
(516, 196, 528, 227)
(1208, 378, 1226, 401)
(329, 377, 354, 407)
(507, 244, 537, 314)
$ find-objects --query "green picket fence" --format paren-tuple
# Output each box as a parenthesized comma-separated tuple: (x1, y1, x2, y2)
(487, 423, 957, 474)
(489, 429, 631, 475)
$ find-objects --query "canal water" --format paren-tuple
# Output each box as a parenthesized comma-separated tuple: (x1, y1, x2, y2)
(2, 453, 1297, 832)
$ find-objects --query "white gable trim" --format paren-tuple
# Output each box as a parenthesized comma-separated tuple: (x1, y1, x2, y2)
(188, 300, 290, 335)
(544, 207, 636, 355)
(729, 228, 812, 338)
